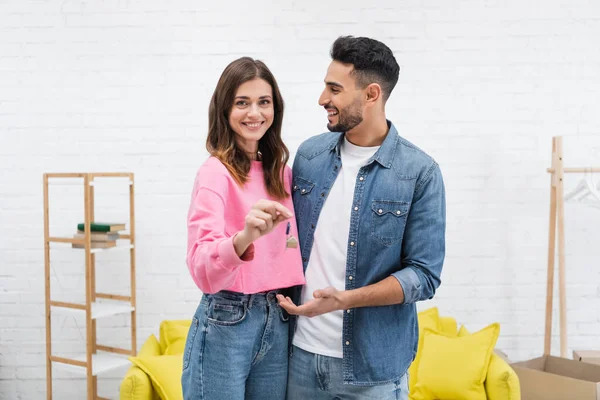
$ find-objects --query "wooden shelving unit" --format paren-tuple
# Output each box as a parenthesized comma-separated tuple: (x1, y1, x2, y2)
(43, 172, 137, 400)
(544, 137, 600, 358)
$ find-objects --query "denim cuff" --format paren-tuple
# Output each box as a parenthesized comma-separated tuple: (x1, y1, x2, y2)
(392, 268, 421, 304)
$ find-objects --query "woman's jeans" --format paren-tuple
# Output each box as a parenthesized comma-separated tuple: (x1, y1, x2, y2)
(181, 290, 290, 400)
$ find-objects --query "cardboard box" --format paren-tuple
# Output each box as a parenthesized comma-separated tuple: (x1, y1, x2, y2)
(511, 355, 600, 400)
(575, 351, 600, 366)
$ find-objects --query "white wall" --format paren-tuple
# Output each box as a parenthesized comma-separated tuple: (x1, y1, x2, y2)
(2, 0, 600, 398)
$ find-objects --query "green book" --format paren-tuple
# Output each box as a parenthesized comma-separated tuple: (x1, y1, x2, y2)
(77, 222, 126, 232)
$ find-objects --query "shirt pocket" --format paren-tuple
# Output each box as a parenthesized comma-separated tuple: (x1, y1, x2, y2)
(370, 200, 410, 246)
(292, 176, 315, 220)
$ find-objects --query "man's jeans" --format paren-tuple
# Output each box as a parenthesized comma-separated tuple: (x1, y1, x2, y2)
(181, 290, 290, 400)
(286, 346, 409, 400)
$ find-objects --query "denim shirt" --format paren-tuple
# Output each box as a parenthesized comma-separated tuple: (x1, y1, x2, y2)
(290, 121, 446, 385)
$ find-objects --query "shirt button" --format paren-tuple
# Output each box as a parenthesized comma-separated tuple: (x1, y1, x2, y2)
(359, 176, 364, 181)
(348, 276, 353, 280)
(311, 224, 315, 229)
(346, 341, 350, 345)
(378, 209, 383, 214)
(350, 242, 355, 246)
(302, 257, 307, 262)
(321, 192, 325, 197)
(354, 206, 358, 211)
(346, 309, 351, 313)
(301, 189, 306, 193)
(294, 185, 298, 190)
(396, 210, 401, 215)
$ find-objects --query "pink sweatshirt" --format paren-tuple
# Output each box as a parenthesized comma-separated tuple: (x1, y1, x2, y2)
(186, 156, 306, 294)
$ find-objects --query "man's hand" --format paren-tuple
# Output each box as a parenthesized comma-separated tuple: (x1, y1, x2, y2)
(277, 287, 346, 318)
(277, 277, 405, 317)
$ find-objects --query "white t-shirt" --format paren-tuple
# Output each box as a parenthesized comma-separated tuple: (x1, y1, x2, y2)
(293, 136, 380, 358)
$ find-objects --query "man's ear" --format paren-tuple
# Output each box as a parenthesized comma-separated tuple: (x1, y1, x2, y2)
(365, 83, 382, 104)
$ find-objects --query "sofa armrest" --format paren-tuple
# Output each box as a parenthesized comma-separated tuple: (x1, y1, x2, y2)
(119, 365, 156, 400)
(485, 352, 521, 400)
(120, 334, 161, 400)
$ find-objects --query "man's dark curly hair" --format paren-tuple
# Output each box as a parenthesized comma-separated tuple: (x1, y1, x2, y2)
(331, 36, 400, 101)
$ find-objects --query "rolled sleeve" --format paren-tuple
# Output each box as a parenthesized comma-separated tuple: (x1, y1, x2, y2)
(397, 162, 446, 304)
(392, 268, 422, 304)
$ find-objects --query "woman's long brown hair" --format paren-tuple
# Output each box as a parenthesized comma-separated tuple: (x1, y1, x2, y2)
(207, 57, 289, 199)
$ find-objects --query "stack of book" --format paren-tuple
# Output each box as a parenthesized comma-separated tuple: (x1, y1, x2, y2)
(72, 222, 126, 249)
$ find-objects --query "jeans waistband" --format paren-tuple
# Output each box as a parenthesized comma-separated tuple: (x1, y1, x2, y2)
(205, 288, 287, 308)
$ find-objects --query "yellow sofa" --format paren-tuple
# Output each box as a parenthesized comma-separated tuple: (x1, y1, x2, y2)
(120, 320, 191, 400)
(409, 307, 521, 400)
(120, 312, 520, 400)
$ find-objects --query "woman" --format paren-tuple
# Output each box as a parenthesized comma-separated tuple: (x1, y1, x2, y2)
(181, 57, 305, 400)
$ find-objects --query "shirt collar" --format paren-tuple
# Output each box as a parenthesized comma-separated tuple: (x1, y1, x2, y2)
(328, 120, 397, 169)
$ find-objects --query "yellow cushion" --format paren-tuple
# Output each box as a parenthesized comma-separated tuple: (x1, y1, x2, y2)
(408, 307, 442, 394)
(411, 323, 500, 400)
(417, 307, 441, 332)
(120, 334, 161, 400)
(139, 334, 162, 357)
(128, 354, 183, 400)
(459, 325, 521, 400)
(439, 316, 458, 336)
(164, 338, 186, 355)
(159, 320, 191, 354)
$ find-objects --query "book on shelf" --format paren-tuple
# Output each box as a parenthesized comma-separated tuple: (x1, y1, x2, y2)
(74, 231, 120, 241)
(76, 222, 126, 232)
(72, 240, 117, 249)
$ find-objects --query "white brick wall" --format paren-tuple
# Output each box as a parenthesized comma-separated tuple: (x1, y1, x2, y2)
(2, 0, 600, 398)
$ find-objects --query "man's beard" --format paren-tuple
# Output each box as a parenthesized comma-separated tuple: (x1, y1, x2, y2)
(326, 99, 363, 133)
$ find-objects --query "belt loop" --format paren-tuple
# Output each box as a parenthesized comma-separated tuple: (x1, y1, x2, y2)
(247, 294, 254, 310)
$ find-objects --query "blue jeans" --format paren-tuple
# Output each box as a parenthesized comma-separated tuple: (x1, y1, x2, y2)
(286, 346, 409, 400)
(181, 290, 290, 400)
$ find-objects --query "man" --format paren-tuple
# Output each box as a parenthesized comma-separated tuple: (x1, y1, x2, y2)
(277, 36, 446, 399)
